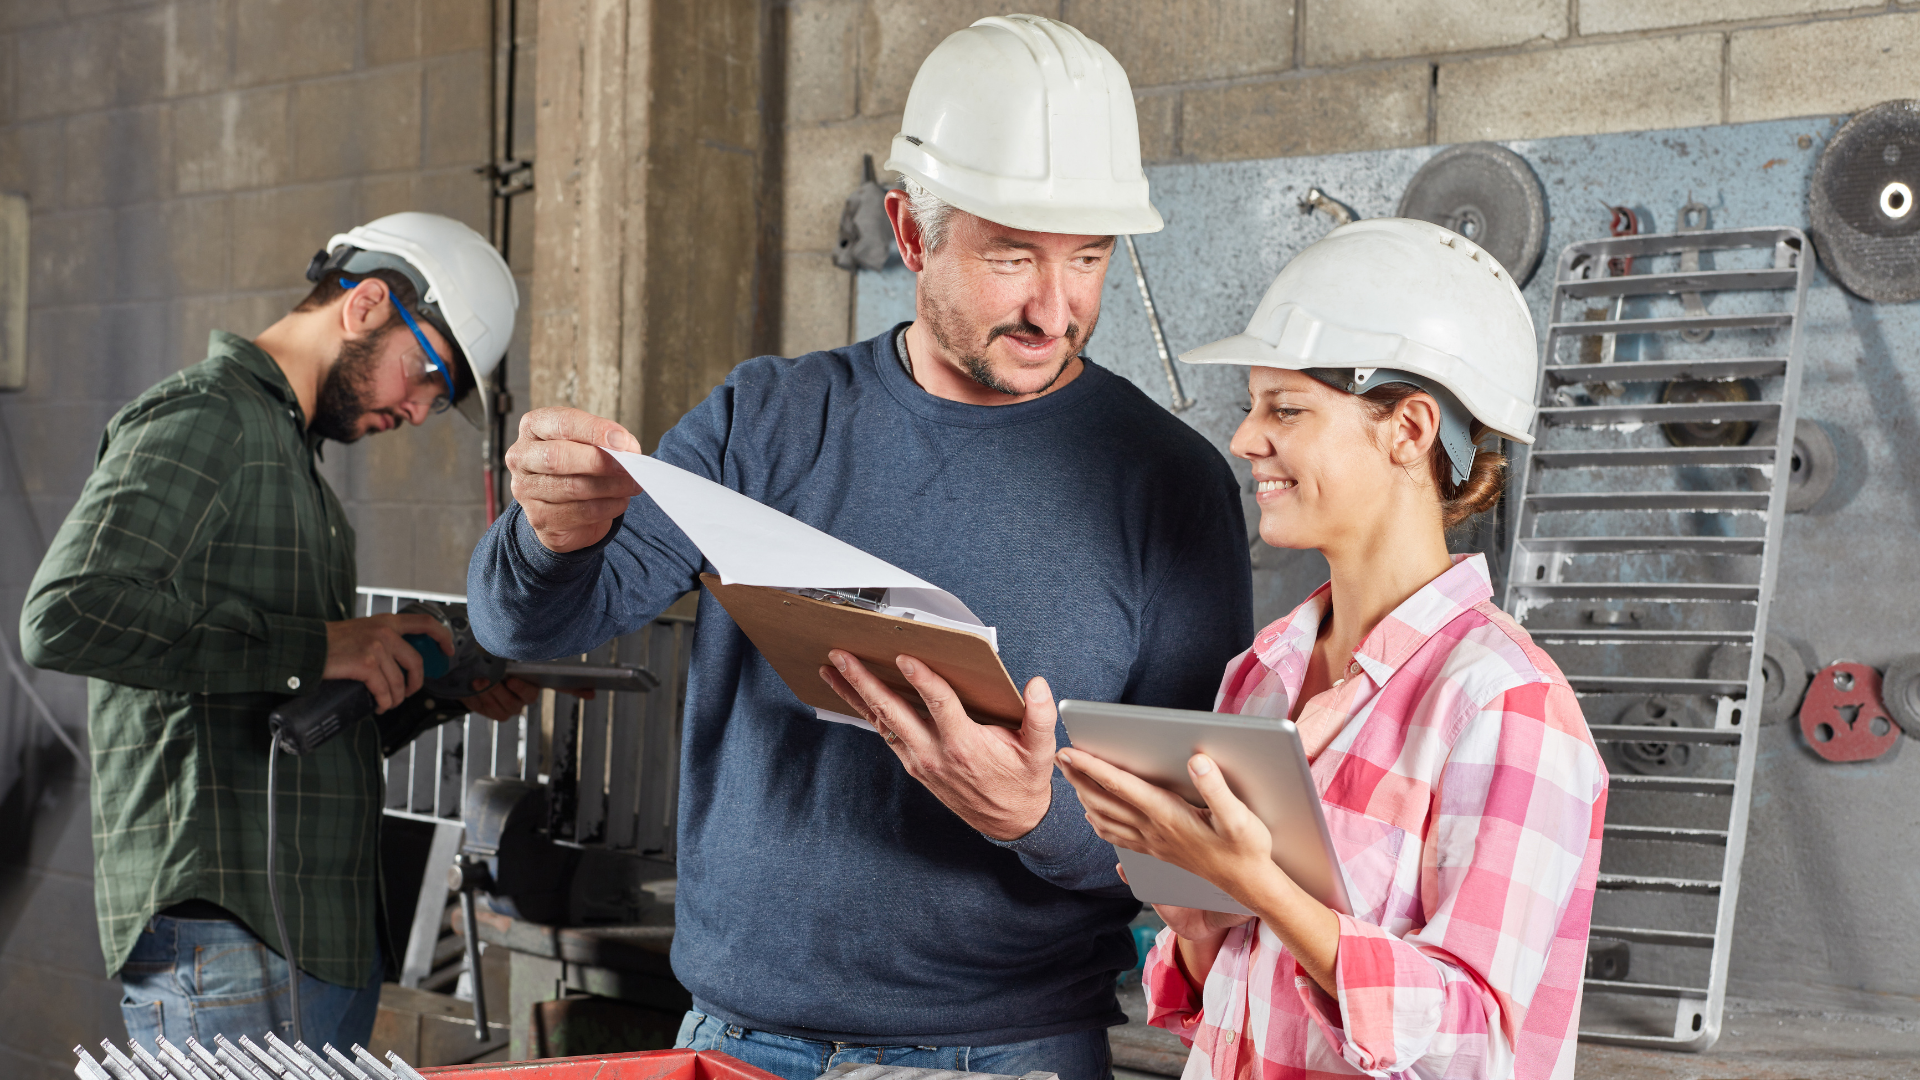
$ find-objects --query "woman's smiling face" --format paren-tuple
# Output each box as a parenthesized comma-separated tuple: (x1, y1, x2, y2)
(1229, 366, 1409, 553)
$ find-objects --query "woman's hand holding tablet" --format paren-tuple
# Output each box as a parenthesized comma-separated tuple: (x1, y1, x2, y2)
(1058, 744, 1341, 994)
(1059, 748, 1275, 908)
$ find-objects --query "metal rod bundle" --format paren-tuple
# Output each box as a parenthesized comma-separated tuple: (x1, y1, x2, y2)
(75, 1035, 427, 1080)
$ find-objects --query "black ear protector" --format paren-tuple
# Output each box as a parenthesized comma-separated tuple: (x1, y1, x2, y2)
(306, 247, 347, 284)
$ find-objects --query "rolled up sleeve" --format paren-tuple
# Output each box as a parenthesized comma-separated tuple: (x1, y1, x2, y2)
(1143, 927, 1206, 1045)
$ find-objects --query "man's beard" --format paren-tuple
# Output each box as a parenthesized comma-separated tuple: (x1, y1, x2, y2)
(311, 329, 400, 443)
(923, 291, 1096, 397)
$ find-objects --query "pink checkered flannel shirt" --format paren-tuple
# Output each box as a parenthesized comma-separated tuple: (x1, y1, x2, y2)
(1142, 555, 1607, 1079)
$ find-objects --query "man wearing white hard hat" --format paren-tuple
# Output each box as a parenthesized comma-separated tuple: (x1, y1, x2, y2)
(469, 15, 1250, 1079)
(23, 212, 538, 1051)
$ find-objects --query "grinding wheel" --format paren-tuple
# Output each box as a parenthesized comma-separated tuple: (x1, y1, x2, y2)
(1709, 634, 1809, 726)
(1398, 142, 1547, 287)
(1809, 99, 1920, 302)
(1884, 653, 1920, 739)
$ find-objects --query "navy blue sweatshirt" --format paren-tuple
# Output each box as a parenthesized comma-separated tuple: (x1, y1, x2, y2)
(467, 327, 1252, 1045)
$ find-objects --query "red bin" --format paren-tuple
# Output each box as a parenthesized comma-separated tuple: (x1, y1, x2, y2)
(421, 1048, 785, 1080)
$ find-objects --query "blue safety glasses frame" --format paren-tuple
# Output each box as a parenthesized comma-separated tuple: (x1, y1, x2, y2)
(340, 277, 457, 413)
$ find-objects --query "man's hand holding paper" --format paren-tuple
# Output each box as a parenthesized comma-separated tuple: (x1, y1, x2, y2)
(506, 406, 644, 552)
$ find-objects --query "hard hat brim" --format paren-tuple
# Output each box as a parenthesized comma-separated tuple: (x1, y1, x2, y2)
(1179, 331, 1537, 445)
(886, 148, 1166, 237)
(958, 198, 1166, 238)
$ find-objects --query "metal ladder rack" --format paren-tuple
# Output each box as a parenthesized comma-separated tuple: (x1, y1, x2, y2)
(1502, 226, 1811, 1052)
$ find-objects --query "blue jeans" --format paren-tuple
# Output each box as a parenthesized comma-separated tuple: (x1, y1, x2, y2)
(676, 1010, 1112, 1080)
(119, 912, 383, 1053)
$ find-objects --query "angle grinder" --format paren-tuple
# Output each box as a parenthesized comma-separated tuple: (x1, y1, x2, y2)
(261, 601, 655, 1046)
(267, 600, 658, 755)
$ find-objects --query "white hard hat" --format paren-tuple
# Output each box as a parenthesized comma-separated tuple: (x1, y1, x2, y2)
(883, 14, 1162, 237)
(1182, 218, 1540, 455)
(311, 212, 518, 428)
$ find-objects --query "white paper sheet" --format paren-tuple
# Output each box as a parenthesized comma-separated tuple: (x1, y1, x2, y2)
(604, 449, 930, 585)
(605, 449, 999, 729)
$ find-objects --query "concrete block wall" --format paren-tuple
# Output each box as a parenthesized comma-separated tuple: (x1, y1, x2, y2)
(0, 2, 534, 1075)
(779, 0, 1920, 356)
(0, 2, 1912, 1072)
(0, 0, 536, 595)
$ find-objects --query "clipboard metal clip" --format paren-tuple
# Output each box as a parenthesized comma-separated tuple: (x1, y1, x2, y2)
(791, 587, 894, 614)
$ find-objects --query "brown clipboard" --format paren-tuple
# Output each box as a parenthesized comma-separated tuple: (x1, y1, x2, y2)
(699, 573, 1026, 728)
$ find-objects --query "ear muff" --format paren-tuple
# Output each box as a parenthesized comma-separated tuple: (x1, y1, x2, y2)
(1305, 367, 1478, 486)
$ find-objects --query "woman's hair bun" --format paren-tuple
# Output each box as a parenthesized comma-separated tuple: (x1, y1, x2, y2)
(1442, 437, 1507, 529)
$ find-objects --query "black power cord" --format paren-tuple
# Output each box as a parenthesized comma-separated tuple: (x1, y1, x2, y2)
(265, 742, 305, 1046)
(261, 611, 458, 1050)
(263, 616, 450, 1050)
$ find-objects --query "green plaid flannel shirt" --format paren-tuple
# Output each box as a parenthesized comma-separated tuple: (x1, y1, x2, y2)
(22, 332, 463, 985)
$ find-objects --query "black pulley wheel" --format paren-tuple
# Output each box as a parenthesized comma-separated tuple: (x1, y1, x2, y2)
(1710, 634, 1808, 726)
(1809, 99, 1920, 302)
(1614, 696, 1705, 776)
(1398, 142, 1547, 287)
(1786, 418, 1838, 513)
(1660, 379, 1756, 448)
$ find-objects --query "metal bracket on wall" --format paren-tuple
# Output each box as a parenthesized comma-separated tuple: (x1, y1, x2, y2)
(1505, 225, 1812, 1051)
(1296, 186, 1354, 226)
(1676, 201, 1713, 343)
(477, 158, 535, 199)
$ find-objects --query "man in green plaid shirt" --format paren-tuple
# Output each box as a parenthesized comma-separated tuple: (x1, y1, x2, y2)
(21, 214, 534, 1051)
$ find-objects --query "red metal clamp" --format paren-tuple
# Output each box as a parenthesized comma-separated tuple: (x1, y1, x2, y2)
(1799, 661, 1903, 762)
(1606, 205, 1639, 276)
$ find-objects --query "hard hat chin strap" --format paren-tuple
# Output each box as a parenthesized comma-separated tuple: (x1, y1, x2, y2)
(1306, 367, 1477, 487)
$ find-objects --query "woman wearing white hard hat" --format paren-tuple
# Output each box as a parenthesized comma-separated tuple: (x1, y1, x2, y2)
(1057, 220, 1608, 1079)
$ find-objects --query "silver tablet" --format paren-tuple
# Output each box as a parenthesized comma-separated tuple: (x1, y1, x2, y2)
(1059, 700, 1352, 917)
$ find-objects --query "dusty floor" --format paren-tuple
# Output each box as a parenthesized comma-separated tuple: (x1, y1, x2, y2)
(1575, 997, 1920, 1080)
(1113, 990, 1920, 1079)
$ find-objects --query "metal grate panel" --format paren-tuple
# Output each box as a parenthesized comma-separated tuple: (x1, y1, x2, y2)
(1503, 225, 1811, 1051)
(361, 586, 692, 855)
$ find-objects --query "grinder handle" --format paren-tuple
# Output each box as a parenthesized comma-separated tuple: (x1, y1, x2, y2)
(269, 634, 448, 756)
(267, 680, 372, 756)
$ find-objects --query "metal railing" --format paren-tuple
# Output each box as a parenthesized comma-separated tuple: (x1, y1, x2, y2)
(359, 586, 692, 987)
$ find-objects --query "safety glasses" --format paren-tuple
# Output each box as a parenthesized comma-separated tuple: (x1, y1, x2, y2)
(340, 277, 457, 413)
